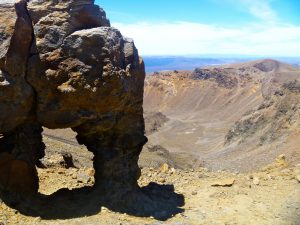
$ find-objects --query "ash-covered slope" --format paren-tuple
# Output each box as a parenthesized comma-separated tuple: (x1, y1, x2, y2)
(142, 59, 300, 171)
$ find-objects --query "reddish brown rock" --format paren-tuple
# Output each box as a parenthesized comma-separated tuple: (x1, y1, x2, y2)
(0, 0, 146, 203)
(0, 0, 34, 133)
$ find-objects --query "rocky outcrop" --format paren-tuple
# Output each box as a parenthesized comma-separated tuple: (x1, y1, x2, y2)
(144, 112, 169, 135)
(192, 68, 238, 89)
(0, 0, 146, 203)
(253, 59, 279, 72)
(225, 80, 300, 145)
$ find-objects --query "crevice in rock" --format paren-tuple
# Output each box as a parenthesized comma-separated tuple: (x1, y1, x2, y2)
(0, 0, 44, 201)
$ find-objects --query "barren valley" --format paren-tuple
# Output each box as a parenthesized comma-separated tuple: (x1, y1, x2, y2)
(142, 59, 300, 172)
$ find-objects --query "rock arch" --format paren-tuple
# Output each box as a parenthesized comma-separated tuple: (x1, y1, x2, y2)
(0, 0, 146, 201)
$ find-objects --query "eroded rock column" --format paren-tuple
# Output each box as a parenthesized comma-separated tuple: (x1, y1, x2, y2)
(75, 112, 147, 195)
(0, 0, 44, 199)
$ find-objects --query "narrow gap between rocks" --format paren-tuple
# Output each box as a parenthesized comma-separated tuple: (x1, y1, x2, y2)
(39, 128, 95, 195)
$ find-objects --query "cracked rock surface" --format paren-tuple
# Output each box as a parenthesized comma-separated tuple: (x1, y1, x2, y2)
(0, 0, 146, 203)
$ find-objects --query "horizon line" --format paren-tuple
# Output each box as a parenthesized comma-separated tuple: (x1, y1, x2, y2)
(141, 54, 300, 58)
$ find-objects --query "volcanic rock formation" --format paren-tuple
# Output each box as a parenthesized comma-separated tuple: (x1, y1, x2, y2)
(0, 0, 146, 202)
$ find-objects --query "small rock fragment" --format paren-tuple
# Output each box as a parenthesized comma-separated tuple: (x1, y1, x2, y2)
(85, 168, 95, 177)
(253, 177, 260, 185)
(246, 174, 253, 180)
(158, 177, 166, 183)
(211, 178, 235, 187)
(101, 206, 109, 212)
(275, 154, 288, 167)
(77, 172, 91, 184)
(277, 154, 286, 160)
(160, 163, 169, 173)
(57, 168, 65, 174)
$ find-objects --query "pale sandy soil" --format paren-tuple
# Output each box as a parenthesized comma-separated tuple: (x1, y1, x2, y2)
(0, 156, 299, 225)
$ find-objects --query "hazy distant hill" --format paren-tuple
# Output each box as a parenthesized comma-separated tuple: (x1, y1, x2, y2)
(143, 56, 300, 73)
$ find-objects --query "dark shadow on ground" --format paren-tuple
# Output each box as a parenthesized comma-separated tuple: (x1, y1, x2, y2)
(1, 182, 184, 221)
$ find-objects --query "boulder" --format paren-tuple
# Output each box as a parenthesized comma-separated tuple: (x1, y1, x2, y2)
(0, 0, 146, 203)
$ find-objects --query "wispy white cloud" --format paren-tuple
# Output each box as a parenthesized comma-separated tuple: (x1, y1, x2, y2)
(111, 0, 299, 56)
(242, 0, 278, 22)
(214, 0, 277, 23)
(113, 21, 300, 56)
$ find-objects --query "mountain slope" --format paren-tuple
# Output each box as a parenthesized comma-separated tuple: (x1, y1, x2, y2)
(142, 59, 300, 171)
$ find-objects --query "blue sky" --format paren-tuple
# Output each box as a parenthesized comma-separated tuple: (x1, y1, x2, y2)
(95, 0, 300, 57)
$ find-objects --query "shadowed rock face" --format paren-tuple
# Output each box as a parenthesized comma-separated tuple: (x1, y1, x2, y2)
(0, 0, 146, 202)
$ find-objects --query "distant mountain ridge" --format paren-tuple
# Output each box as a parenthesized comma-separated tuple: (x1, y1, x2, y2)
(143, 56, 300, 73)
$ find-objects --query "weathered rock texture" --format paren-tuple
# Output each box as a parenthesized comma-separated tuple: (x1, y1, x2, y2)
(0, 0, 146, 201)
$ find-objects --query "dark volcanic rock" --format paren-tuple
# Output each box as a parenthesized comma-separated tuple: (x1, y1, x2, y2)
(192, 68, 238, 89)
(0, 0, 34, 133)
(144, 112, 169, 135)
(0, 0, 146, 204)
(254, 59, 279, 72)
